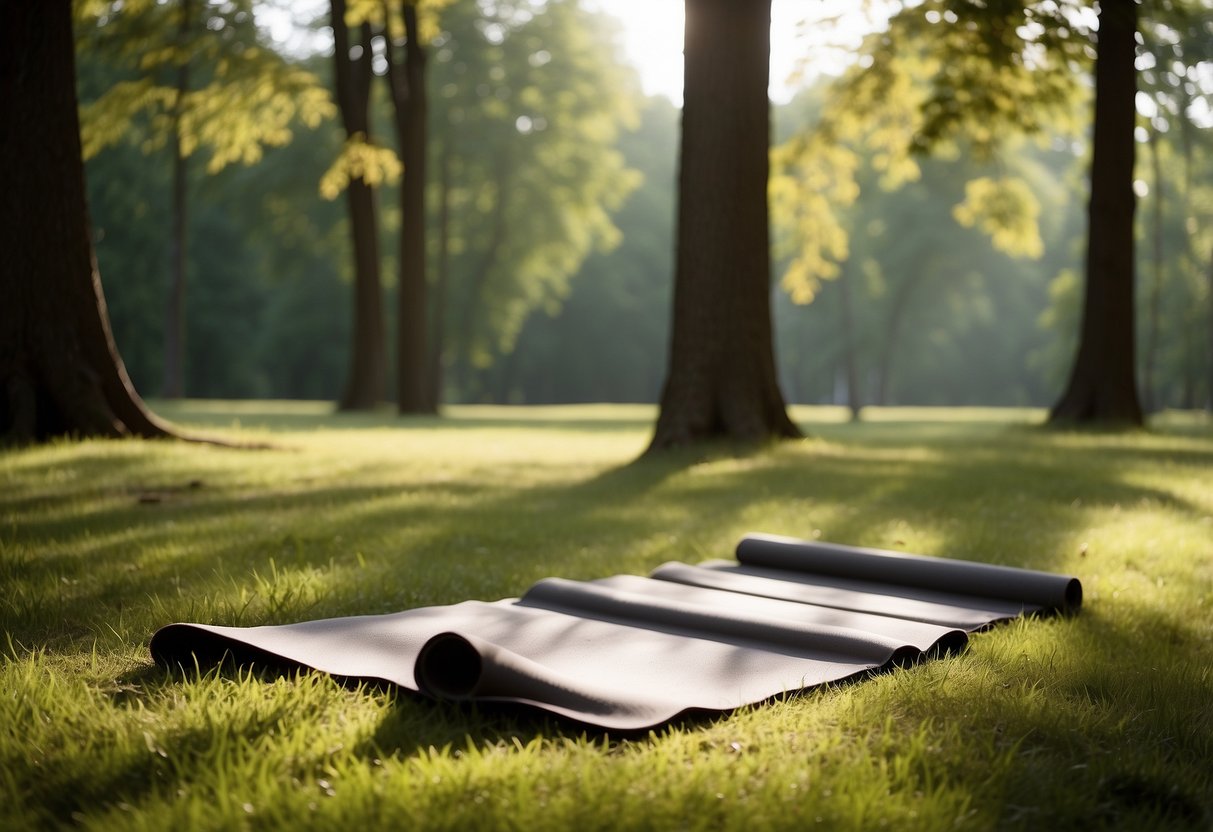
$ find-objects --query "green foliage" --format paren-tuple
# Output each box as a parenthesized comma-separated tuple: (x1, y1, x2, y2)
(505, 96, 679, 403)
(430, 0, 642, 392)
(772, 107, 1085, 407)
(771, 42, 1050, 304)
(77, 0, 334, 173)
(83, 40, 354, 399)
(2, 404, 1212, 828)
(1134, 0, 1213, 409)
(952, 176, 1044, 259)
(867, 0, 1091, 156)
(319, 132, 403, 200)
(75, 0, 1209, 409)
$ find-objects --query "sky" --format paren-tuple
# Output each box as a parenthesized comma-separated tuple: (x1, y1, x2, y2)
(260, 1, 889, 106)
(585, 0, 887, 104)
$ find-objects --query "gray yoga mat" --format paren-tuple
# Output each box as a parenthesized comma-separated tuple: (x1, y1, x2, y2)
(150, 534, 1081, 730)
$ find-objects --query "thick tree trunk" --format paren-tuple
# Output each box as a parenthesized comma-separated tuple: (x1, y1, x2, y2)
(1, 0, 173, 442)
(162, 0, 192, 400)
(333, 7, 387, 411)
(647, 0, 799, 450)
(389, 5, 434, 414)
(1048, 0, 1143, 426)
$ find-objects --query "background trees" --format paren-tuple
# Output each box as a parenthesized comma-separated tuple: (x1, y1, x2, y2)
(77, 0, 332, 400)
(61, 0, 1212, 421)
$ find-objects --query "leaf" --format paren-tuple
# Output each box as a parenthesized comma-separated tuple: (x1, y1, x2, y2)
(952, 176, 1044, 259)
(319, 134, 403, 200)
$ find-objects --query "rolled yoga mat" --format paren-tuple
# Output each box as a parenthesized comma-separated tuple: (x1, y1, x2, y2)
(150, 534, 1081, 730)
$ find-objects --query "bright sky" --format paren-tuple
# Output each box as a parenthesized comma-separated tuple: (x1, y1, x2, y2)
(261, 1, 888, 106)
(585, 0, 884, 104)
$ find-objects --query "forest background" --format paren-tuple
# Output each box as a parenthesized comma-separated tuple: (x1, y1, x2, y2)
(76, 0, 1213, 414)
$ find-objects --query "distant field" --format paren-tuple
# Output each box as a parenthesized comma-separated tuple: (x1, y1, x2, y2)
(3, 403, 1211, 829)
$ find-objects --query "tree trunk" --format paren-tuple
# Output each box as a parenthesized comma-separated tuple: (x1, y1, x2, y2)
(647, 0, 799, 450)
(837, 261, 862, 420)
(1, 0, 174, 443)
(388, 4, 434, 414)
(162, 0, 192, 400)
(1048, 0, 1142, 426)
(333, 5, 387, 411)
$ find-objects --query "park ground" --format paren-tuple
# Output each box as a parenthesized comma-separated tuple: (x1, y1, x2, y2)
(2, 403, 1211, 829)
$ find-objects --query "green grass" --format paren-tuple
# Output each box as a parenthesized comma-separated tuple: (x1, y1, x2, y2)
(3, 402, 1212, 830)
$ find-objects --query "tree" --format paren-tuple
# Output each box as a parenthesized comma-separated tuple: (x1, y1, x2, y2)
(384, 2, 435, 414)
(428, 0, 640, 402)
(77, 0, 333, 399)
(1048, 0, 1142, 425)
(803, 0, 1154, 424)
(1, 0, 174, 442)
(1134, 2, 1213, 411)
(647, 0, 800, 450)
(506, 95, 679, 405)
(329, 0, 389, 410)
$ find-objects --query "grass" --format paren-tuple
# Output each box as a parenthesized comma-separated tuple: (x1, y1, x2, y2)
(2, 402, 1211, 830)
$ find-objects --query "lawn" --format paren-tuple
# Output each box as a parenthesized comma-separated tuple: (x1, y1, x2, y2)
(2, 403, 1211, 830)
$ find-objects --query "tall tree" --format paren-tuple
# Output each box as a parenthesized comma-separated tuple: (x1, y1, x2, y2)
(1049, 0, 1142, 424)
(428, 0, 640, 402)
(330, 0, 388, 410)
(647, 0, 800, 450)
(808, 0, 1148, 424)
(384, 2, 435, 414)
(1, 0, 174, 442)
(78, 0, 333, 399)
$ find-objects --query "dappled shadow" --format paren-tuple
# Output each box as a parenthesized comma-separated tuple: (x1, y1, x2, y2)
(7, 412, 1212, 827)
(7, 417, 1211, 654)
(918, 604, 1213, 828)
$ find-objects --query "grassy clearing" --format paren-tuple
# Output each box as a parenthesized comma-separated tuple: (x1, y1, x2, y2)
(2, 403, 1211, 830)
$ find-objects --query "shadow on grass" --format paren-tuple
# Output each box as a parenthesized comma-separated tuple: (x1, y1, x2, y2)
(6, 414, 1213, 826)
(5, 419, 1210, 650)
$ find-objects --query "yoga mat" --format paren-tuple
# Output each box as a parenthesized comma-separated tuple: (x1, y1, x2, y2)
(150, 534, 1081, 730)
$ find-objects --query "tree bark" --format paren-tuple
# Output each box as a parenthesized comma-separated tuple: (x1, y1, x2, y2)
(1, 0, 174, 443)
(1048, 0, 1143, 426)
(647, 0, 799, 450)
(386, 3, 434, 414)
(333, 3, 387, 411)
(162, 0, 192, 400)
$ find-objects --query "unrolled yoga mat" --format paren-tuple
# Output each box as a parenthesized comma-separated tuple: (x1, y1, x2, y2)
(150, 534, 1082, 730)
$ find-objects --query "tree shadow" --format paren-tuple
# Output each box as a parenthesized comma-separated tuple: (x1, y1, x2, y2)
(7, 414, 1212, 826)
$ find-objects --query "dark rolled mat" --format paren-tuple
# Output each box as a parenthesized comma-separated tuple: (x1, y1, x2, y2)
(150, 534, 1081, 730)
(734, 533, 1082, 614)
